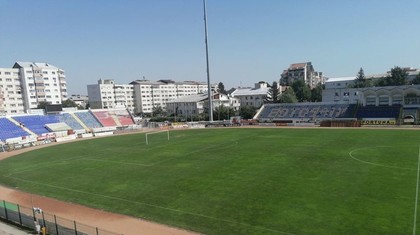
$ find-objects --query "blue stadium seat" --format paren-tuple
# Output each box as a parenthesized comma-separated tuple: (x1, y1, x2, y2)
(58, 113, 85, 130)
(0, 118, 30, 141)
(12, 115, 60, 136)
(74, 111, 102, 128)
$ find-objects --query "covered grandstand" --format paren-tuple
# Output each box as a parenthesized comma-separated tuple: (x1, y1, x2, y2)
(0, 109, 137, 146)
(255, 102, 404, 126)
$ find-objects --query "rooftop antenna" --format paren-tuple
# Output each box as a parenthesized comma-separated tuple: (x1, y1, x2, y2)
(203, 0, 213, 121)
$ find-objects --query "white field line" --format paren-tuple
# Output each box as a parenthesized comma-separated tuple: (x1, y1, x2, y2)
(4, 175, 295, 235)
(82, 158, 153, 166)
(348, 146, 415, 170)
(413, 145, 420, 235)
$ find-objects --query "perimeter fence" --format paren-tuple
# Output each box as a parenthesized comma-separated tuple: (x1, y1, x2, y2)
(0, 200, 122, 235)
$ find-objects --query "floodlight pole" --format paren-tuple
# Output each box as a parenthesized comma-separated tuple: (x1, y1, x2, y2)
(203, 0, 213, 122)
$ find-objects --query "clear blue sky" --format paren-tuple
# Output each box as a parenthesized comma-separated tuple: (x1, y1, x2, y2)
(1, 0, 419, 95)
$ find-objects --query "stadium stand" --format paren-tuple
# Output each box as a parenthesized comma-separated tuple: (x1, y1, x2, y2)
(0, 117, 30, 141)
(57, 113, 85, 130)
(355, 105, 402, 119)
(112, 109, 134, 126)
(91, 111, 117, 127)
(74, 111, 103, 129)
(12, 115, 60, 135)
(258, 103, 356, 121)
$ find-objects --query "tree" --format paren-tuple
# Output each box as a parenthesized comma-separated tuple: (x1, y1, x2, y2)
(412, 72, 420, 85)
(311, 83, 324, 102)
(279, 88, 298, 103)
(213, 105, 235, 120)
(62, 99, 78, 108)
(353, 67, 368, 88)
(291, 80, 311, 102)
(217, 82, 227, 94)
(388, 66, 408, 86)
(266, 81, 280, 103)
(152, 105, 165, 117)
(36, 101, 49, 110)
(375, 66, 408, 86)
(239, 105, 257, 119)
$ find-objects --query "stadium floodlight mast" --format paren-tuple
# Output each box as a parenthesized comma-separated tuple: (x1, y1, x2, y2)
(203, 0, 213, 122)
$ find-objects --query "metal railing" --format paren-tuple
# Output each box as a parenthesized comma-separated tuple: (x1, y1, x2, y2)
(0, 200, 122, 235)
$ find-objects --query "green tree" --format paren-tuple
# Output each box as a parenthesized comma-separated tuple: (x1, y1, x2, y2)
(266, 81, 280, 103)
(375, 66, 408, 86)
(412, 72, 420, 85)
(388, 66, 408, 86)
(217, 82, 227, 94)
(239, 105, 257, 119)
(213, 105, 235, 120)
(310, 83, 324, 102)
(374, 76, 388, 87)
(291, 80, 311, 102)
(36, 101, 50, 110)
(353, 67, 368, 88)
(62, 99, 78, 108)
(279, 88, 298, 103)
(152, 105, 166, 117)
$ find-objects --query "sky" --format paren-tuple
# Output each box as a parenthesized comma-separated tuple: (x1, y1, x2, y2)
(1, 0, 419, 95)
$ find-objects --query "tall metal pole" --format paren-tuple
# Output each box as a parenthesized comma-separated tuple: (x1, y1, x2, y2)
(203, 0, 213, 121)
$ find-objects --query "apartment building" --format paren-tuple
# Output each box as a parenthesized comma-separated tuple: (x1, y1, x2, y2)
(87, 79, 135, 113)
(12, 62, 67, 110)
(280, 62, 324, 89)
(68, 94, 89, 109)
(0, 68, 25, 115)
(230, 82, 270, 108)
(166, 93, 240, 119)
(130, 79, 211, 114)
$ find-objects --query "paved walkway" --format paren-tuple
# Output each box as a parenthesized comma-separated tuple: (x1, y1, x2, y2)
(0, 222, 32, 235)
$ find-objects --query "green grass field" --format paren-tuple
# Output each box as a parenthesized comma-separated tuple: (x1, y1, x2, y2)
(1, 128, 420, 234)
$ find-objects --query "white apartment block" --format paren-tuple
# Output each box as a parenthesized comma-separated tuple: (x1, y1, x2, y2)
(0, 68, 25, 115)
(12, 62, 67, 110)
(68, 94, 89, 108)
(230, 82, 270, 108)
(87, 79, 135, 113)
(0, 62, 67, 115)
(280, 62, 324, 89)
(166, 93, 240, 118)
(130, 79, 212, 114)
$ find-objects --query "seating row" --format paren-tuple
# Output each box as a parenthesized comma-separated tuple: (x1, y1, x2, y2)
(0, 109, 134, 141)
(260, 103, 356, 120)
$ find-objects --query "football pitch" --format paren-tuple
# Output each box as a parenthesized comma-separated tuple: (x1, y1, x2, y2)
(1, 128, 420, 234)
